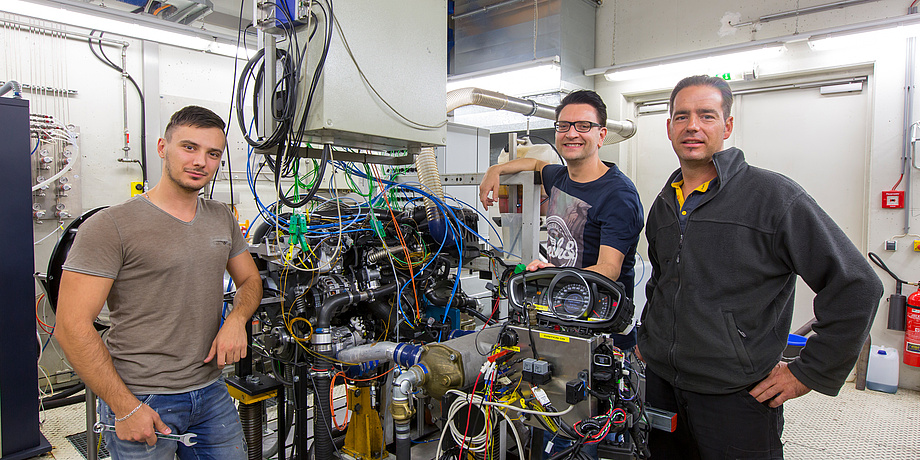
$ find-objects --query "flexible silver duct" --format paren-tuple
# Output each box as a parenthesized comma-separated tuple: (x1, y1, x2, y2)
(338, 341, 400, 364)
(415, 146, 447, 225)
(0, 80, 22, 98)
(446, 87, 637, 142)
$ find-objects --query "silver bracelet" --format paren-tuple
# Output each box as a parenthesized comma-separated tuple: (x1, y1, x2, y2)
(114, 402, 143, 423)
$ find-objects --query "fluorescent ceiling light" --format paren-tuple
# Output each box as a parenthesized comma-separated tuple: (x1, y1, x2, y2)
(604, 45, 784, 82)
(447, 59, 562, 97)
(808, 23, 920, 51)
(0, 0, 253, 59)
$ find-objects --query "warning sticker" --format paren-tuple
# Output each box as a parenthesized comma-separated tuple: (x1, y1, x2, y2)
(907, 342, 920, 353)
(538, 332, 570, 343)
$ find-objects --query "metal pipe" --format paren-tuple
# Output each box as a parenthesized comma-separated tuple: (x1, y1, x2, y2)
(391, 366, 426, 460)
(731, 0, 880, 28)
(904, 37, 915, 234)
(336, 342, 423, 369)
(446, 87, 637, 140)
(120, 46, 131, 160)
(0, 18, 129, 45)
(86, 388, 97, 460)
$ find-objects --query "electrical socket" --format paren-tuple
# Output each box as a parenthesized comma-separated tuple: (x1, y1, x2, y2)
(886, 241, 897, 251)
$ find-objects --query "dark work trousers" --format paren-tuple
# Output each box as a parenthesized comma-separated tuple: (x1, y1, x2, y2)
(644, 367, 784, 460)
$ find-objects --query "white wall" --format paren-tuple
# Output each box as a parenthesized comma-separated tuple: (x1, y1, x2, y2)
(0, 12, 250, 384)
(592, 0, 920, 390)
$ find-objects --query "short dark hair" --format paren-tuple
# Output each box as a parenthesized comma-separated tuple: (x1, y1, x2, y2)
(164, 106, 226, 140)
(669, 75, 733, 119)
(555, 90, 607, 126)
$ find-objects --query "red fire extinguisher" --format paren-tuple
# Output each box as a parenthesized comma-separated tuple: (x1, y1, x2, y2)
(905, 285, 920, 367)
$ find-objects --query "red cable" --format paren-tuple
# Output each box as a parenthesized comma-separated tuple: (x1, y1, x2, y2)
(481, 297, 501, 331)
(892, 173, 904, 191)
(457, 371, 483, 459)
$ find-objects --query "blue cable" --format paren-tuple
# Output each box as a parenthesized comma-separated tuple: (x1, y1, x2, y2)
(335, 165, 470, 339)
(634, 252, 646, 289)
(41, 331, 54, 354)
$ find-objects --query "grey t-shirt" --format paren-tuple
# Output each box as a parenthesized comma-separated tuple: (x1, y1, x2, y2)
(63, 196, 248, 394)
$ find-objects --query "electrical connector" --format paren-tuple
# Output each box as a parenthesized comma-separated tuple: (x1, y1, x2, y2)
(565, 378, 586, 405)
(488, 349, 513, 363)
(646, 406, 678, 433)
(522, 358, 552, 385)
(532, 386, 551, 406)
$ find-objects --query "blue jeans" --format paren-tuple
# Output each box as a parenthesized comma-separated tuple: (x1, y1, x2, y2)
(98, 379, 247, 460)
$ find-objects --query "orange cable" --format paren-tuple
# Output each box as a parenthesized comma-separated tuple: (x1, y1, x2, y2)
(371, 165, 421, 319)
(35, 294, 54, 334)
(329, 367, 396, 431)
(153, 4, 171, 15)
(330, 371, 350, 430)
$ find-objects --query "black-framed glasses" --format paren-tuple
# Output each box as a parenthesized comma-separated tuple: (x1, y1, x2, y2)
(554, 121, 603, 133)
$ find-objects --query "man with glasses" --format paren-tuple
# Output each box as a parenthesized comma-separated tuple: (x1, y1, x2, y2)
(479, 89, 643, 351)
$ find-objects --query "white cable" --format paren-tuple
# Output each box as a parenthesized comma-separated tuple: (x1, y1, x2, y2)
(445, 389, 576, 416)
(34, 223, 64, 245)
(38, 364, 53, 398)
(888, 233, 920, 240)
(36, 329, 43, 365)
(31, 160, 72, 191)
(447, 392, 490, 453)
(437, 390, 526, 458)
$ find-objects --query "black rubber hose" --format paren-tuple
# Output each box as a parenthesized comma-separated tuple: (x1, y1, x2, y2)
(313, 373, 334, 460)
(87, 32, 147, 183)
(367, 300, 398, 328)
(42, 382, 85, 402)
(42, 393, 85, 410)
(395, 422, 411, 460)
(316, 283, 398, 329)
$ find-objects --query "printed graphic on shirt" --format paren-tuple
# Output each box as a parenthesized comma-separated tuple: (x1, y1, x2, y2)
(545, 188, 590, 267)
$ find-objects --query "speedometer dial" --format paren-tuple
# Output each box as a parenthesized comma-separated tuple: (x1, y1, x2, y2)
(552, 284, 591, 319)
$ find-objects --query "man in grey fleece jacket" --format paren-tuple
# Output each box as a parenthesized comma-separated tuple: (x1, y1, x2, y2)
(638, 75, 883, 459)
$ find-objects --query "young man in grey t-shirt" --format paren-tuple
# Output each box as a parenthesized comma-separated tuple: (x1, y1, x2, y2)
(56, 106, 262, 459)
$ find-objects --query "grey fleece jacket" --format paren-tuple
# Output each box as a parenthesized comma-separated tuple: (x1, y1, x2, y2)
(638, 147, 883, 396)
